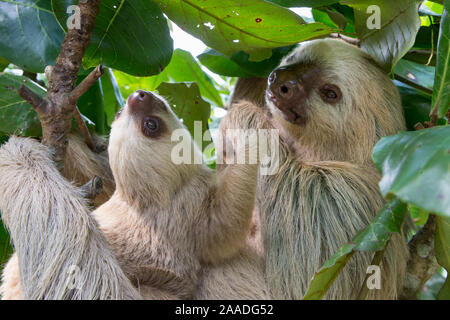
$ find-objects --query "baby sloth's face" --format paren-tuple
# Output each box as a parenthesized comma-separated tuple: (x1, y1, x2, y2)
(108, 90, 185, 164)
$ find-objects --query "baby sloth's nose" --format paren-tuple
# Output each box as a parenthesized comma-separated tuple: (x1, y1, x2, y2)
(127, 90, 151, 108)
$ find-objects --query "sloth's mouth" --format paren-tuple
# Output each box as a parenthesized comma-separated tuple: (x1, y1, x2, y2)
(266, 91, 307, 125)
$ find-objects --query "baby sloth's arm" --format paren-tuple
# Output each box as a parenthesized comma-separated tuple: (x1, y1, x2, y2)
(194, 101, 272, 264)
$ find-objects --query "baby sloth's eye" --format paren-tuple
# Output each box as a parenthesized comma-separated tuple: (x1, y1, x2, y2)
(319, 84, 342, 104)
(142, 116, 161, 137)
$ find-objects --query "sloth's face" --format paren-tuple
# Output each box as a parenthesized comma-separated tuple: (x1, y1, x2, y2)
(108, 90, 185, 173)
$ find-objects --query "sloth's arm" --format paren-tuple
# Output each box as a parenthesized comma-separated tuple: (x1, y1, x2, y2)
(0, 137, 140, 299)
(194, 102, 272, 264)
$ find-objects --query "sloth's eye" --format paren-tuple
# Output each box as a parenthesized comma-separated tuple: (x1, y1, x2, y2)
(319, 84, 342, 104)
(142, 116, 161, 137)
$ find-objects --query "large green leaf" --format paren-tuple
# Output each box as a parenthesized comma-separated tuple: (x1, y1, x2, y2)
(341, 0, 422, 71)
(373, 126, 450, 217)
(156, 82, 210, 150)
(435, 216, 450, 299)
(303, 198, 407, 299)
(155, 0, 333, 61)
(52, 0, 173, 76)
(267, 0, 339, 7)
(0, 73, 43, 136)
(432, 3, 450, 118)
(0, 0, 64, 72)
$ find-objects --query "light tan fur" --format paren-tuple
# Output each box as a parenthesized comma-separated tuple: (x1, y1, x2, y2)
(225, 39, 410, 299)
(0, 137, 140, 299)
(64, 132, 115, 207)
(0, 93, 269, 300)
(93, 92, 269, 299)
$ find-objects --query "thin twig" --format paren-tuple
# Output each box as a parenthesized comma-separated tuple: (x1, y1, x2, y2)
(18, 84, 47, 113)
(68, 65, 104, 104)
(329, 33, 360, 46)
(73, 106, 96, 152)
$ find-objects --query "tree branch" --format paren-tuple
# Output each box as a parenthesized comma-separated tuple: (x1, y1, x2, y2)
(400, 215, 440, 299)
(17, 0, 102, 170)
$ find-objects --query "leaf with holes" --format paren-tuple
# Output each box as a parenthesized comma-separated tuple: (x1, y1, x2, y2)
(432, 3, 449, 118)
(373, 126, 450, 217)
(341, 0, 422, 72)
(155, 0, 333, 61)
(0, 0, 64, 72)
(52, 0, 173, 76)
(156, 82, 210, 150)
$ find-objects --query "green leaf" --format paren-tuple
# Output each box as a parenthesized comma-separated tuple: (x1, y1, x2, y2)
(395, 82, 431, 130)
(267, 0, 339, 7)
(0, 0, 64, 72)
(352, 199, 407, 251)
(101, 68, 125, 127)
(198, 49, 257, 77)
(0, 73, 43, 136)
(432, 4, 450, 118)
(156, 0, 333, 61)
(0, 57, 9, 72)
(52, 0, 173, 76)
(156, 50, 223, 107)
(394, 59, 435, 91)
(409, 204, 430, 226)
(303, 198, 407, 299)
(156, 82, 210, 150)
(76, 73, 106, 135)
(303, 244, 355, 300)
(435, 216, 450, 299)
(341, 0, 422, 72)
(373, 126, 450, 217)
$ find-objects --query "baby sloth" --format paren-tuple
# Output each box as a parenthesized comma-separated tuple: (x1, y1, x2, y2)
(0, 90, 269, 300)
(93, 90, 269, 299)
(224, 38, 410, 299)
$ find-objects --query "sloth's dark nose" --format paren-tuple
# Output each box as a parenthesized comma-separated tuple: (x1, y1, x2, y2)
(127, 90, 150, 107)
(267, 67, 303, 102)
